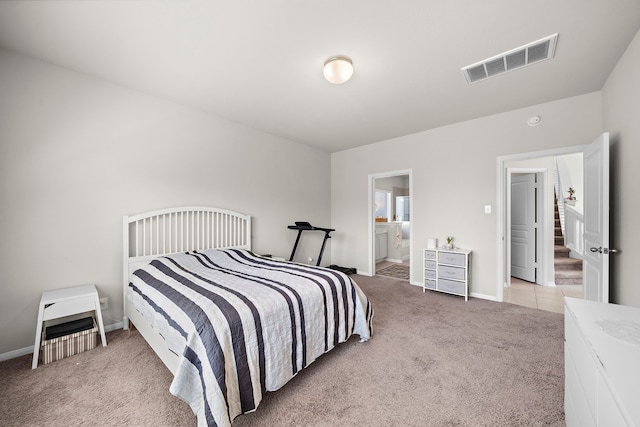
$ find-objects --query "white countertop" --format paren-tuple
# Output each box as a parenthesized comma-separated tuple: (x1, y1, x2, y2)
(565, 297, 640, 425)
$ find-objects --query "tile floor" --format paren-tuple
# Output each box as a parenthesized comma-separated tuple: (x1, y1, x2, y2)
(504, 277, 583, 314)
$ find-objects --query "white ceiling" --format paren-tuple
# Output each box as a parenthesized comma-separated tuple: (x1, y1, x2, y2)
(1, 1, 639, 153)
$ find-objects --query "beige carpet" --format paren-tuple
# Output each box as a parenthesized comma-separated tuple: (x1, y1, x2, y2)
(0, 274, 565, 426)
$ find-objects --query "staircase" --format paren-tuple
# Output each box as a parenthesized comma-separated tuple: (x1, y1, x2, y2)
(554, 197, 583, 285)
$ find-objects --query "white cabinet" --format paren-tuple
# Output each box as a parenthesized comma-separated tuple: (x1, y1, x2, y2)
(564, 297, 640, 426)
(375, 230, 388, 262)
(423, 248, 471, 300)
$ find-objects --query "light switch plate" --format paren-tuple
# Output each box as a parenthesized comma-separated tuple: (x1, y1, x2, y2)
(484, 205, 491, 214)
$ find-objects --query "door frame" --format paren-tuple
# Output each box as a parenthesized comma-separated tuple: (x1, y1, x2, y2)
(368, 169, 413, 279)
(497, 145, 586, 302)
(507, 170, 545, 286)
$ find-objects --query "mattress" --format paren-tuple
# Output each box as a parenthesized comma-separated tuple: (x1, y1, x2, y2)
(127, 248, 373, 426)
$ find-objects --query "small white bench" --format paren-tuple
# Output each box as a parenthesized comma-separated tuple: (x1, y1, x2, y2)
(32, 284, 107, 369)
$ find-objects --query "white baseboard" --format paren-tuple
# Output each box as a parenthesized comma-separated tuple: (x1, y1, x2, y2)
(411, 281, 498, 302)
(470, 292, 498, 301)
(0, 321, 124, 363)
(104, 321, 125, 332)
(0, 346, 33, 363)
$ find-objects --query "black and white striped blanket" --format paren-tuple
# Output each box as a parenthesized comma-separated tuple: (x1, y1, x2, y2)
(128, 248, 373, 427)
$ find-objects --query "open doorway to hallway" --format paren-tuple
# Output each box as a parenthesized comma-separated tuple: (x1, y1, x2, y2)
(502, 153, 585, 312)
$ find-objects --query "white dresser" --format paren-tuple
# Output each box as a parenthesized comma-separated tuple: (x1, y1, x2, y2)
(564, 297, 640, 426)
(423, 248, 471, 301)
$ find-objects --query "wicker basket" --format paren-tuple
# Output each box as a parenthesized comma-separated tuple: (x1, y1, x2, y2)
(40, 320, 98, 364)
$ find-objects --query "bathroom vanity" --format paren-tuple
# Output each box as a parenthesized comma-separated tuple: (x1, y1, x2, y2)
(376, 222, 410, 263)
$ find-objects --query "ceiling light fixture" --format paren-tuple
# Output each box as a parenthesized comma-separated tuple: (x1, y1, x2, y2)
(323, 56, 353, 84)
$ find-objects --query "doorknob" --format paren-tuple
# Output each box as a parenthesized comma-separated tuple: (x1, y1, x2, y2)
(590, 247, 619, 254)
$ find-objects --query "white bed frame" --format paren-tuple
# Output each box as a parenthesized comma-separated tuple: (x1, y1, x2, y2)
(122, 206, 252, 373)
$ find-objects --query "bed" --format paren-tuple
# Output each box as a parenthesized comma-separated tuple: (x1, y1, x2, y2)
(122, 207, 374, 427)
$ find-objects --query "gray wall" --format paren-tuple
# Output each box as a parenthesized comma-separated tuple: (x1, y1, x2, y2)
(331, 92, 603, 299)
(602, 28, 640, 306)
(330, 27, 640, 308)
(0, 48, 331, 355)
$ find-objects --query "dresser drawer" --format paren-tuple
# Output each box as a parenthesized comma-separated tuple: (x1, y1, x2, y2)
(424, 260, 436, 270)
(565, 343, 597, 427)
(424, 279, 436, 290)
(424, 250, 437, 261)
(438, 265, 465, 280)
(597, 370, 626, 426)
(424, 269, 436, 279)
(438, 251, 466, 266)
(437, 278, 465, 295)
(564, 311, 597, 420)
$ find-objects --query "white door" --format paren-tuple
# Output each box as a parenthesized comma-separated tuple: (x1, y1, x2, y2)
(511, 174, 537, 282)
(583, 133, 610, 302)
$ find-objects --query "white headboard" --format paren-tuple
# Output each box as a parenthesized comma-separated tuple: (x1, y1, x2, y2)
(122, 206, 252, 320)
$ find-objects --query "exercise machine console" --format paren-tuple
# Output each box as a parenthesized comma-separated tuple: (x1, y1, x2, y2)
(287, 221, 334, 266)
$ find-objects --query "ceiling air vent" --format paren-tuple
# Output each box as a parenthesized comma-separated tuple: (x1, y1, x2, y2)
(461, 33, 558, 84)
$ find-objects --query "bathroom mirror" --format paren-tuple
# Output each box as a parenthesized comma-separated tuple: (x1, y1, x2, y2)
(395, 196, 410, 221)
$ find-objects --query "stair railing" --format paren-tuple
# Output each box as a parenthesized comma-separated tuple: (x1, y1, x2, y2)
(554, 166, 566, 238)
(555, 158, 584, 258)
(564, 206, 584, 258)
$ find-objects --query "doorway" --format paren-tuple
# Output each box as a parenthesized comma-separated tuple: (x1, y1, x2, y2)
(498, 145, 588, 307)
(368, 170, 413, 281)
(503, 161, 588, 313)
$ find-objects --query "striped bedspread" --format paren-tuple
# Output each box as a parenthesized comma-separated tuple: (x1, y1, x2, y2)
(127, 248, 373, 427)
